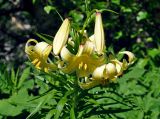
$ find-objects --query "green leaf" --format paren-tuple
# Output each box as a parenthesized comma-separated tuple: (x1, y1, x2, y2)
(69, 10, 84, 23)
(122, 67, 145, 79)
(0, 100, 23, 116)
(27, 91, 54, 119)
(44, 5, 56, 14)
(137, 58, 149, 68)
(137, 11, 148, 21)
(148, 48, 160, 58)
(111, 0, 120, 5)
(32, 0, 36, 4)
(18, 67, 30, 89)
(11, 68, 16, 85)
(54, 91, 73, 119)
(114, 31, 123, 39)
(36, 33, 53, 44)
(45, 109, 57, 119)
(70, 106, 76, 119)
(121, 6, 132, 13)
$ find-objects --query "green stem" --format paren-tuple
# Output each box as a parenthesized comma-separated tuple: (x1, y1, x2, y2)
(81, 9, 96, 36)
(70, 78, 79, 119)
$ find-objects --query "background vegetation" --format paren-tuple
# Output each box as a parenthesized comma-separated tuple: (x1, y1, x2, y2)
(0, 0, 160, 118)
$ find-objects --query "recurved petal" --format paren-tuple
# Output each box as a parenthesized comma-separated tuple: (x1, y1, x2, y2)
(111, 59, 123, 76)
(94, 12, 105, 54)
(105, 63, 117, 79)
(33, 42, 52, 57)
(53, 18, 70, 55)
(92, 64, 106, 80)
(60, 46, 74, 62)
(25, 39, 38, 54)
(119, 51, 135, 64)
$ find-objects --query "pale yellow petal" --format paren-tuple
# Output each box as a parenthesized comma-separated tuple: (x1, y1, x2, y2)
(82, 41, 94, 55)
(60, 46, 74, 62)
(111, 59, 123, 76)
(89, 34, 94, 42)
(92, 65, 106, 80)
(33, 42, 51, 57)
(105, 63, 117, 79)
(119, 51, 135, 64)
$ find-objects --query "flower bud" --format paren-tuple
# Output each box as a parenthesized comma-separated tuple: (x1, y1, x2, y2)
(94, 12, 105, 54)
(53, 18, 70, 55)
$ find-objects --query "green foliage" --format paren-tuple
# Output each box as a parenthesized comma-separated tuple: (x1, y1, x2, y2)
(1, 61, 160, 118)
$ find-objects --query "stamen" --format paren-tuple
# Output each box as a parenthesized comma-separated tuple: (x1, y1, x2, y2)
(84, 63, 87, 70)
(79, 62, 83, 69)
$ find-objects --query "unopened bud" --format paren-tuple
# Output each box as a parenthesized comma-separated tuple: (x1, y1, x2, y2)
(53, 18, 70, 55)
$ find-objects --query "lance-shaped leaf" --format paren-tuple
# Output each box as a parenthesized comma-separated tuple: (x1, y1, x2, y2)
(53, 18, 70, 55)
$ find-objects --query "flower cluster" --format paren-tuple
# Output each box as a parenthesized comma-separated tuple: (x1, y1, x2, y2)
(25, 12, 135, 89)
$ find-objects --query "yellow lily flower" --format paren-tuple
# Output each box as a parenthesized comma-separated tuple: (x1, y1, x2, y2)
(25, 18, 70, 72)
(60, 39, 106, 77)
(25, 39, 57, 73)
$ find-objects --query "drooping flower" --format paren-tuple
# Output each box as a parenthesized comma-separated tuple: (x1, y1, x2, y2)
(25, 39, 57, 72)
(25, 18, 70, 72)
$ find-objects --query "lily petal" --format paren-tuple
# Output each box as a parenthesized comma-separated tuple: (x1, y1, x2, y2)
(60, 46, 74, 62)
(82, 41, 94, 55)
(105, 63, 117, 79)
(92, 65, 106, 80)
(111, 59, 124, 76)
(119, 51, 135, 64)
(89, 34, 94, 42)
